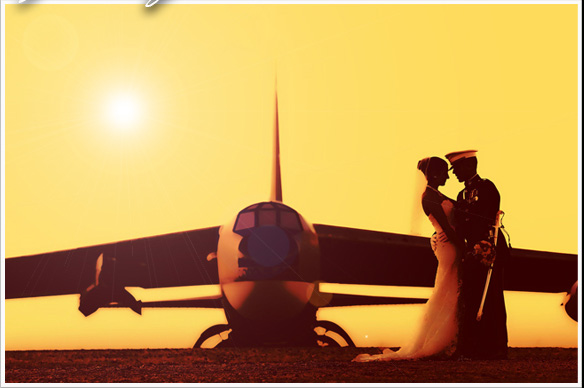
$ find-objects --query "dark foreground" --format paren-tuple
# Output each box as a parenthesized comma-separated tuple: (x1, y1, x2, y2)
(4, 347, 579, 383)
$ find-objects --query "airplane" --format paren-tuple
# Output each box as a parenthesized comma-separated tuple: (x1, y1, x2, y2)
(4, 93, 578, 348)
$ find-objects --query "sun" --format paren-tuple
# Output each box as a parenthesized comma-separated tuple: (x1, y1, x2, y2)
(106, 93, 142, 131)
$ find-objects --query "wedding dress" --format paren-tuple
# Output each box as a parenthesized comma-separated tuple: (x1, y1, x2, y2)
(353, 198, 461, 361)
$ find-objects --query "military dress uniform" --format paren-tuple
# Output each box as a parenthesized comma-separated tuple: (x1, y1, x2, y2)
(456, 174, 509, 360)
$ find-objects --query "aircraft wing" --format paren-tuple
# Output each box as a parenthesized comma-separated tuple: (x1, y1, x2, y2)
(315, 224, 439, 288)
(6, 223, 576, 303)
(314, 224, 577, 293)
(5, 226, 220, 299)
(125, 285, 224, 309)
(324, 293, 428, 307)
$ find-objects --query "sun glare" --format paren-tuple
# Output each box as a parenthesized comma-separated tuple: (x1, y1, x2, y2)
(106, 93, 142, 130)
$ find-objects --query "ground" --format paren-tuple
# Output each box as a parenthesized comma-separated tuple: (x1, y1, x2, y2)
(3, 347, 579, 383)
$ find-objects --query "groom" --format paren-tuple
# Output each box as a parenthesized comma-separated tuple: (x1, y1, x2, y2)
(445, 150, 509, 360)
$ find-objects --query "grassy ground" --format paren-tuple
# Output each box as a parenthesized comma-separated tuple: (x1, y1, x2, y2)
(3, 347, 579, 383)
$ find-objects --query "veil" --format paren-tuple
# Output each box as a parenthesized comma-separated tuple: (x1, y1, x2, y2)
(409, 165, 428, 236)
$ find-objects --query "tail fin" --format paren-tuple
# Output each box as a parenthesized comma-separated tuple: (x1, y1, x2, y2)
(270, 90, 283, 202)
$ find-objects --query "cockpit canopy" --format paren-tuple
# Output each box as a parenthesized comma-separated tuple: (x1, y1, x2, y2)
(234, 202, 303, 234)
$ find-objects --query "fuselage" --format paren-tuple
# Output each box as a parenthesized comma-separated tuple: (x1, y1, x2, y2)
(216, 201, 323, 341)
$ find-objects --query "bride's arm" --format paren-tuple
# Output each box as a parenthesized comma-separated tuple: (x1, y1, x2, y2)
(421, 192, 465, 256)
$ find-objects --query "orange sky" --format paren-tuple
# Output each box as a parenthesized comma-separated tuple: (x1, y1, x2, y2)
(2, 1, 581, 350)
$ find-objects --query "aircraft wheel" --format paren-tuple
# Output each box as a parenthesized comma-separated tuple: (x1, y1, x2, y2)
(563, 281, 578, 322)
(193, 324, 232, 348)
(314, 320, 355, 347)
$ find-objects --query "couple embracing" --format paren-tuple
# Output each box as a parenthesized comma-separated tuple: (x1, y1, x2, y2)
(355, 150, 509, 362)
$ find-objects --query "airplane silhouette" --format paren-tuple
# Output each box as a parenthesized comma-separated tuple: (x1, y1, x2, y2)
(5, 93, 578, 347)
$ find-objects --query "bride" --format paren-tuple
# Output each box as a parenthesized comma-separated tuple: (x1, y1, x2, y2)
(353, 156, 465, 361)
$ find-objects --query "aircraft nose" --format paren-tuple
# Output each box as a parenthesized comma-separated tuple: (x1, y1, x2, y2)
(246, 226, 291, 267)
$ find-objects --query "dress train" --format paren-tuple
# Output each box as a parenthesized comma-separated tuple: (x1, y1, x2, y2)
(353, 199, 461, 362)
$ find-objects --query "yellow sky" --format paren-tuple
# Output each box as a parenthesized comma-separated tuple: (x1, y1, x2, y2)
(3, 2, 579, 258)
(1, 2, 580, 351)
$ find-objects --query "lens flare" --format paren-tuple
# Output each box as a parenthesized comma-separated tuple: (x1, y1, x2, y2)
(106, 93, 141, 130)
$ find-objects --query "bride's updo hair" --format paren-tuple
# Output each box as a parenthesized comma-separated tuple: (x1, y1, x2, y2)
(417, 156, 448, 179)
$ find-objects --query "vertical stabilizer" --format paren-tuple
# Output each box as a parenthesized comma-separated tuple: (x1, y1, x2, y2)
(270, 91, 283, 202)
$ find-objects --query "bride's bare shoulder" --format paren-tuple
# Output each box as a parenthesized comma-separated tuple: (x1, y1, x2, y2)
(421, 187, 443, 202)
(421, 188, 444, 216)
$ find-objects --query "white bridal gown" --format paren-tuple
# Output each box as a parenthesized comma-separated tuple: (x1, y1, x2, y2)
(353, 198, 461, 361)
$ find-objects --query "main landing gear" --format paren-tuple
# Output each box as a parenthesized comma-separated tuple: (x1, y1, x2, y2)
(193, 320, 354, 348)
